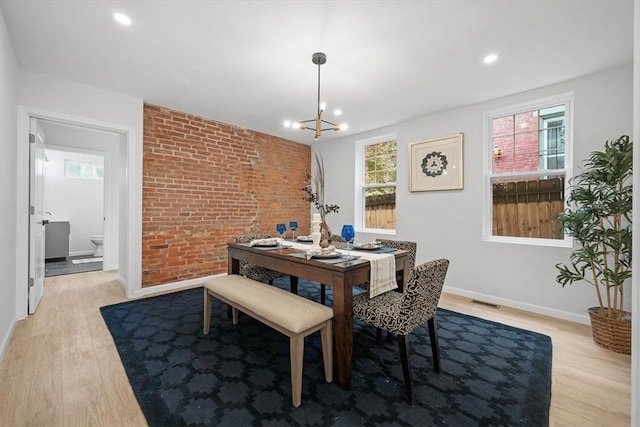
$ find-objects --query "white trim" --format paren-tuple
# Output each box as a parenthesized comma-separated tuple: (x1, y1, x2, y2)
(443, 285, 590, 325)
(15, 106, 142, 320)
(482, 92, 574, 247)
(354, 133, 397, 232)
(133, 273, 227, 299)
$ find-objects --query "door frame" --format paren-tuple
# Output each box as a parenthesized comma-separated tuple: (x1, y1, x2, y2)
(15, 106, 142, 320)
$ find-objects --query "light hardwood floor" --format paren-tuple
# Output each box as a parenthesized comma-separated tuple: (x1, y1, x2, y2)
(0, 271, 631, 426)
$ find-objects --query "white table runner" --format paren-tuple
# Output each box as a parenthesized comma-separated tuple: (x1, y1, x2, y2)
(283, 240, 397, 298)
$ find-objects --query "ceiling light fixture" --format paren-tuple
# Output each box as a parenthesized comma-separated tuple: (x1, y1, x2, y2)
(284, 52, 348, 140)
(113, 12, 132, 26)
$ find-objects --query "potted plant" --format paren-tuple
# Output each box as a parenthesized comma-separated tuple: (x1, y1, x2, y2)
(556, 135, 633, 354)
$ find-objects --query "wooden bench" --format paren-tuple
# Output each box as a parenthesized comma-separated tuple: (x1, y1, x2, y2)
(203, 274, 334, 407)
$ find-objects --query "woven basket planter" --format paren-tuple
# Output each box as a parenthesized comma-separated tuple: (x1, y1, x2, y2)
(588, 307, 631, 354)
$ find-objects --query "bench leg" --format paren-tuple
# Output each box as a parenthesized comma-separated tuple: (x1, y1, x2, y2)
(290, 334, 304, 407)
(321, 320, 333, 383)
(232, 307, 239, 325)
(203, 288, 212, 335)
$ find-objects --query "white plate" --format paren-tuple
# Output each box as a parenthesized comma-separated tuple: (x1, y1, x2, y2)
(354, 243, 381, 250)
(311, 252, 341, 259)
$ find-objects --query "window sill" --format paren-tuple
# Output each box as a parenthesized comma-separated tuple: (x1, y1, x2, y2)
(484, 235, 572, 248)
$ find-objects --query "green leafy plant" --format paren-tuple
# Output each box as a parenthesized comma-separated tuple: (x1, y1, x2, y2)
(556, 135, 633, 319)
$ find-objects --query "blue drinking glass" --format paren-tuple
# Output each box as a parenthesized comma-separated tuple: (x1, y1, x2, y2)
(341, 224, 355, 258)
(276, 223, 287, 240)
(289, 221, 298, 240)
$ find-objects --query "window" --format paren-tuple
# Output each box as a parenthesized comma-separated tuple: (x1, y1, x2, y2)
(65, 159, 104, 180)
(355, 134, 397, 232)
(484, 94, 572, 246)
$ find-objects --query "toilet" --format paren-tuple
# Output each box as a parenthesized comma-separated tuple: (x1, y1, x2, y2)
(90, 235, 104, 257)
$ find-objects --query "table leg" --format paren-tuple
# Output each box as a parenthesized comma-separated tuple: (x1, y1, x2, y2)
(289, 276, 299, 294)
(331, 281, 353, 389)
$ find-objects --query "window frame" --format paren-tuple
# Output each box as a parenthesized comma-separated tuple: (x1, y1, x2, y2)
(64, 159, 104, 180)
(354, 133, 397, 235)
(538, 108, 566, 170)
(483, 93, 573, 247)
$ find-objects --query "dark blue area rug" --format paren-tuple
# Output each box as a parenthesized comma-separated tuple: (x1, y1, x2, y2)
(100, 278, 552, 426)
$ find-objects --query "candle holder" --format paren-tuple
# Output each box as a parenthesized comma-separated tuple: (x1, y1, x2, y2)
(311, 214, 322, 249)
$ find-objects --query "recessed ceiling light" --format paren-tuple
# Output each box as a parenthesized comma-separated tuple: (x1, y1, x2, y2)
(333, 109, 342, 116)
(483, 53, 498, 64)
(113, 12, 132, 26)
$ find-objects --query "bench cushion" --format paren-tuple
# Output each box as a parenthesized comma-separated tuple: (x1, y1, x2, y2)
(204, 275, 333, 334)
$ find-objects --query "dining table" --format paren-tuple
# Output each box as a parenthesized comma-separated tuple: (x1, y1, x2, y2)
(226, 241, 409, 389)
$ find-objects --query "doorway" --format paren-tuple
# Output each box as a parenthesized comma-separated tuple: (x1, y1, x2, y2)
(16, 106, 142, 319)
(35, 119, 119, 282)
(43, 145, 106, 277)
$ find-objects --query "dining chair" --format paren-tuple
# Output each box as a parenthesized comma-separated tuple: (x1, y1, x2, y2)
(352, 258, 450, 405)
(235, 234, 297, 293)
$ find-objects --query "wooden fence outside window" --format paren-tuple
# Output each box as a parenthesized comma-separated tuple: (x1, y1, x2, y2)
(492, 177, 565, 239)
(364, 193, 396, 230)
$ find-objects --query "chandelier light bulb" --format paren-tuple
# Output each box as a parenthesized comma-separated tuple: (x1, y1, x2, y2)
(339, 123, 349, 131)
(319, 102, 326, 112)
(292, 122, 301, 129)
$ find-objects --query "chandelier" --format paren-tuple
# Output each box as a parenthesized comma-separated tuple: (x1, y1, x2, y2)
(284, 52, 348, 140)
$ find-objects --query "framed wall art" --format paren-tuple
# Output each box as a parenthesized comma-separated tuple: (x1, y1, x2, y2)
(409, 133, 463, 192)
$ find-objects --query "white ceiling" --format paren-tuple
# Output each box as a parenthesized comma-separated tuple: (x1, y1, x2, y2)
(1, 1, 634, 143)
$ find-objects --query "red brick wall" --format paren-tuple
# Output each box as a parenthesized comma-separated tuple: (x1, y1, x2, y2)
(491, 112, 539, 173)
(142, 104, 311, 287)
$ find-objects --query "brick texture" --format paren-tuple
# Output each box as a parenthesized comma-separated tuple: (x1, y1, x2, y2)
(491, 112, 539, 174)
(142, 104, 311, 287)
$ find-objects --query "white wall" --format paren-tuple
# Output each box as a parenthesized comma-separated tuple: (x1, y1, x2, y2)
(317, 65, 633, 323)
(44, 149, 104, 255)
(0, 7, 19, 360)
(16, 69, 144, 318)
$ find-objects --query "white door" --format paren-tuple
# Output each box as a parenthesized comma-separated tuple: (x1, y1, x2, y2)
(28, 118, 46, 314)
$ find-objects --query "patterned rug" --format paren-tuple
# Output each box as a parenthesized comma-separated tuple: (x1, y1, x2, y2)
(100, 278, 552, 426)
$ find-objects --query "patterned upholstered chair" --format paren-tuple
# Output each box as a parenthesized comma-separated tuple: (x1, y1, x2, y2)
(235, 235, 296, 292)
(376, 238, 417, 279)
(330, 234, 346, 243)
(352, 258, 450, 405)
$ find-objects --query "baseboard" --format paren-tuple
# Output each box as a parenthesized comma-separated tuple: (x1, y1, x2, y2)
(0, 318, 17, 365)
(69, 250, 94, 257)
(131, 273, 228, 299)
(443, 285, 591, 325)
